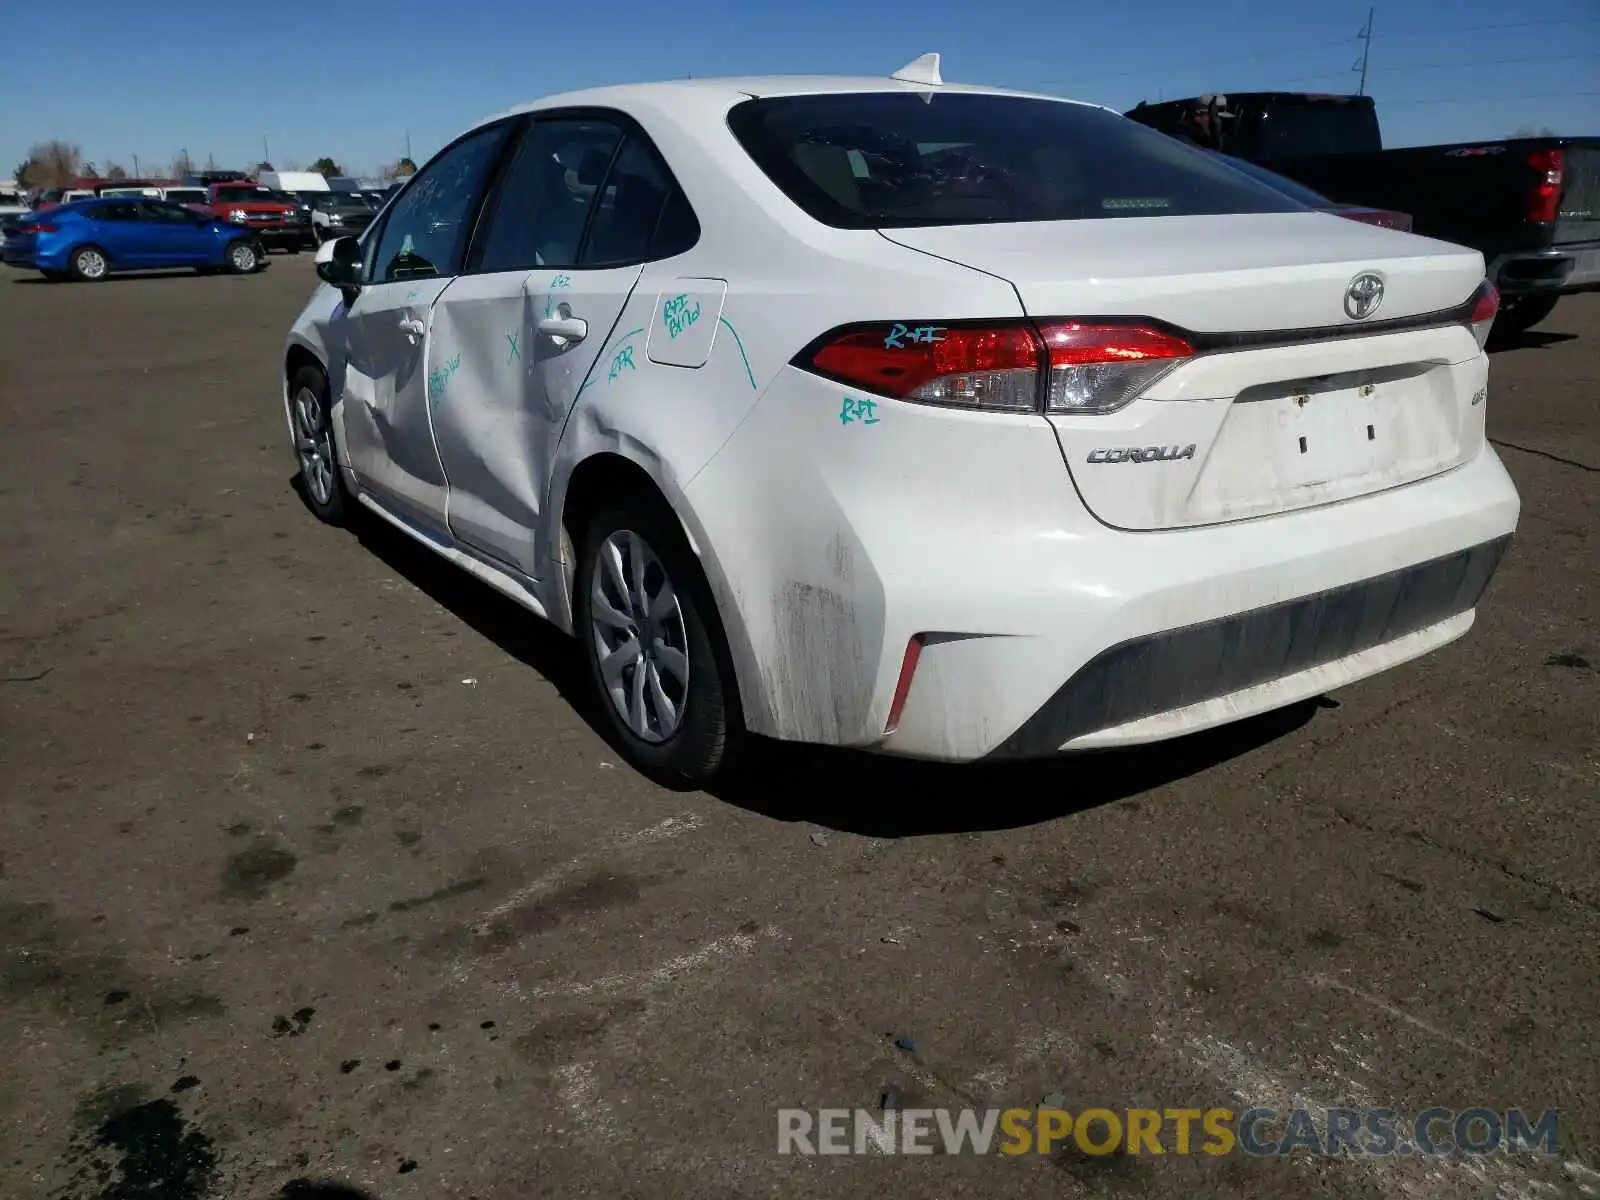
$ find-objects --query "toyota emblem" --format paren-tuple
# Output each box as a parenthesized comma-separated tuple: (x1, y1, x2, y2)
(1345, 272, 1385, 320)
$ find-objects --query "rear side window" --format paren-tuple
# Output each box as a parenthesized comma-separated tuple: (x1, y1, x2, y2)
(580, 134, 696, 267)
(1247, 100, 1381, 159)
(727, 92, 1307, 229)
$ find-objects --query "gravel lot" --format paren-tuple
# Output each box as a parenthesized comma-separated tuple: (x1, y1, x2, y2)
(1, 257, 1596, 1200)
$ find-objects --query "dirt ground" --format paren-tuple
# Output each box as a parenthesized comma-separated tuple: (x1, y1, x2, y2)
(1, 257, 1596, 1200)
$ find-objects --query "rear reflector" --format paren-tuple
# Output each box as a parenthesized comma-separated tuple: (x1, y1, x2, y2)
(884, 635, 925, 735)
(1468, 281, 1499, 349)
(797, 320, 1193, 415)
(1526, 149, 1563, 224)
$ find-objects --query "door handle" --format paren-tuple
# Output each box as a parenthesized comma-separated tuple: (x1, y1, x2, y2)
(398, 316, 426, 336)
(537, 315, 588, 345)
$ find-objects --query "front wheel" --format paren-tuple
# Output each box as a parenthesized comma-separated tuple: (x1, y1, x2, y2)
(576, 500, 741, 787)
(225, 239, 260, 274)
(1495, 294, 1560, 338)
(288, 363, 348, 524)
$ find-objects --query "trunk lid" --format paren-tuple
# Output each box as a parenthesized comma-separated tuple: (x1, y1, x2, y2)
(882, 212, 1489, 530)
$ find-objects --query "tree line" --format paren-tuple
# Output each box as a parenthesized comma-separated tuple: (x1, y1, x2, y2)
(13, 140, 417, 187)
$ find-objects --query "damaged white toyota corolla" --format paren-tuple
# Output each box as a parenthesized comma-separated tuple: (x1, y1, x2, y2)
(282, 54, 1519, 785)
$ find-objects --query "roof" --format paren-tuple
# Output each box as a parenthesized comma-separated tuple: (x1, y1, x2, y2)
(486, 60, 1096, 126)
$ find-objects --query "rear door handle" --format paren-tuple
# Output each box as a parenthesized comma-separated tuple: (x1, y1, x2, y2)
(537, 315, 588, 345)
(398, 316, 426, 337)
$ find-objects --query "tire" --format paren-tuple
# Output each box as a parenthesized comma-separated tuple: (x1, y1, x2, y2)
(288, 363, 349, 525)
(1495, 294, 1559, 338)
(576, 497, 741, 787)
(225, 239, 260, 275)
(68, 245, 110, 282)
(284, 241, 301, 255)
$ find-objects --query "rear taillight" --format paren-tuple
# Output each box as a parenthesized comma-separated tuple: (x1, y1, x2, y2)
(1526, 148, 1563, 223)
(1036, 322, 1193, 414)
(1468, 281, 1499, 350)
(805, 324, 1042, 411)
(1337, 208, 1413, 232)
(798, 320, 1193, 416)
(15, 222, 58, 234)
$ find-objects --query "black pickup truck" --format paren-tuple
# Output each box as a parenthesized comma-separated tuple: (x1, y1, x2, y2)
(1126, 92, 1600, 336)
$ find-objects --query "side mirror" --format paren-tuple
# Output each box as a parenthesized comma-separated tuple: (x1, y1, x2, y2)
(315, 235, 365, 298)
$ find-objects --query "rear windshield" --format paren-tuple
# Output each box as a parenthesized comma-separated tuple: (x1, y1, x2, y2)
(1204, 151, 1331, 206)
(213, 186, 275, 202)
(726, 92, 1306, 229)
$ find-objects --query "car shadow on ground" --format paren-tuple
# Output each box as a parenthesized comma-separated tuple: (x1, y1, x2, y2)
(1488, 329, 1578, 353)
(327, 485, 1325, 837)
(9, 269, 245, 284)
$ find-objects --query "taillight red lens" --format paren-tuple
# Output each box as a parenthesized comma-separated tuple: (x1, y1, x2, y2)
(15, 222, 58, 234)
(804, 323, 1043, 411)
(1036, 322, 1193, 414)
(799, 319, 1194, 415)
(1468, 281, 1499, 349)
(1526, 148, 1563, 223)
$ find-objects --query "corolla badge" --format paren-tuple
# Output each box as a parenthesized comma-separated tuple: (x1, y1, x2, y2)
(1345, 272, 1385, 320)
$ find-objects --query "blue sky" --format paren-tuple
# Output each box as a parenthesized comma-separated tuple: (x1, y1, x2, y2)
(7, 0, 1597, 179)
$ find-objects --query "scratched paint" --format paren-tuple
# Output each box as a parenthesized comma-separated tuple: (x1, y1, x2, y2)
(662, 293, 701, 339)
(883, 323, 945, 349)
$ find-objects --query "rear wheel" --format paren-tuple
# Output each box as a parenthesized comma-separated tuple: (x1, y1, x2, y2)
(68, 245, 109, 281)
(289, 363, 348, 524)
(576, 498, 741, 787)
(225, 239, 260, 274)
(1495, 294, 1559, 338)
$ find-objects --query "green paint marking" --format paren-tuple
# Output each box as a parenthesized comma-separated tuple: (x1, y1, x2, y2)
(718, 317, 757, 389)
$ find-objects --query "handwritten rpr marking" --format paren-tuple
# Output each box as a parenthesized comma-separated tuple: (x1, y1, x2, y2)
(839, 396, 879, 425)
(607, 345, 637, 381)
(505, 332, 520, 364)
(663, 293, 701, 339)
(883, 323, 945, 349)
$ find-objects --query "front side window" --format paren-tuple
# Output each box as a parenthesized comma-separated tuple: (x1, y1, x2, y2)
(727, 92, 1308, 229)
(368, 121, 511, 283)
(473, 118, 623, 274)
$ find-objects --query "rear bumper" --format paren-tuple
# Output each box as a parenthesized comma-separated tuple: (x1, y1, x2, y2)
(989, 535, 1508, 757)
(684, 366, 1522, 762)
(1488, 243, 1600, 294)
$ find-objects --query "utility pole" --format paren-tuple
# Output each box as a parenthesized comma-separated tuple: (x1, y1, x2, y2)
(132, 153, 140, 176)
(1356, 7, 1375, 95)
(262, 136, 271, 164)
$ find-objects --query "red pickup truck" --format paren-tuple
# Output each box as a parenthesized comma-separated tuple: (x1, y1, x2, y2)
(200, 182, 308, 253)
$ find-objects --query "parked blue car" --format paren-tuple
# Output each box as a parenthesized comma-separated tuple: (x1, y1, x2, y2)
(1, 198, 265, 281)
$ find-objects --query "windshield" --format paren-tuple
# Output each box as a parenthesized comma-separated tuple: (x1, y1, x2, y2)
(213, 185, 277, 203)
(727, 92, 1307, 229)
(1203, 152, 1331, 206)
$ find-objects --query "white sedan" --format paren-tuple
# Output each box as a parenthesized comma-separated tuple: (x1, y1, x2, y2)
(282, 54, 1519, 785)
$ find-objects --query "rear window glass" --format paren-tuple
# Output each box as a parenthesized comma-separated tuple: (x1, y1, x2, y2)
(727, 92, 1306, 229)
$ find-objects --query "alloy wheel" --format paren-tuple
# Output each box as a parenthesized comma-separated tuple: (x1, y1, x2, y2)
(589, 530, 690, 743)
(291, 386, 335, 506)
(75, 249, 107, 279)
